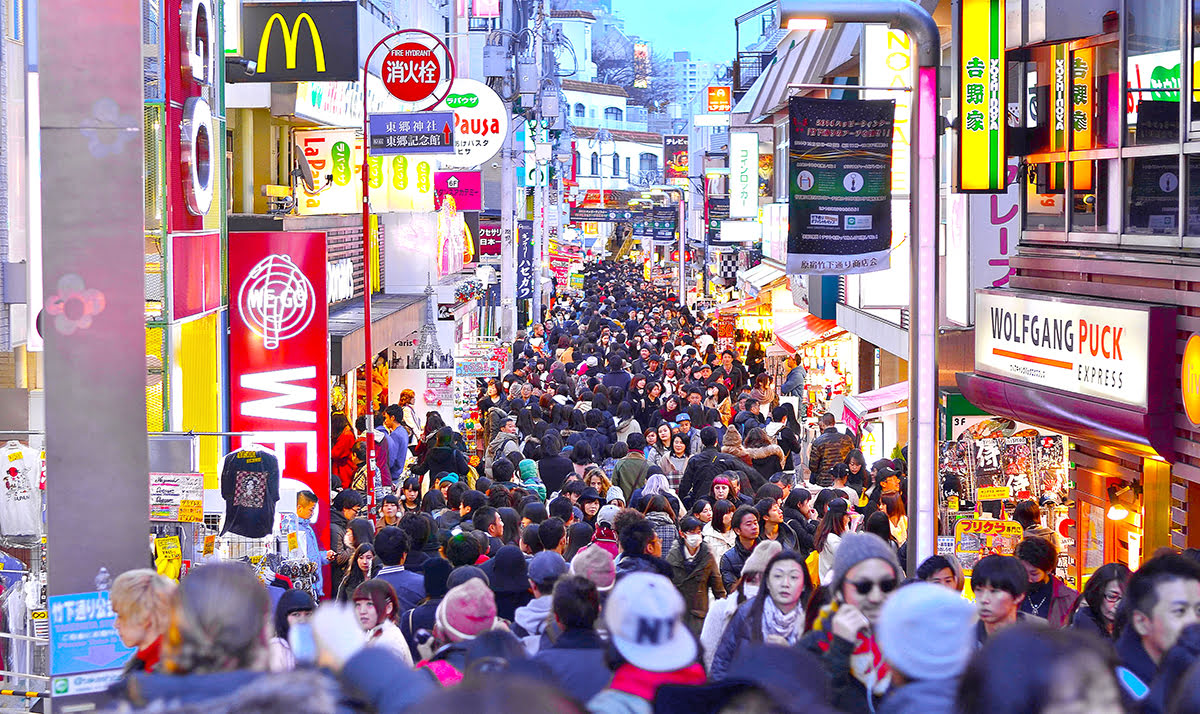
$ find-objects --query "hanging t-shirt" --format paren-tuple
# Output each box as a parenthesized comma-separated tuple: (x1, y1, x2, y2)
(219, 446, 280, 538)
(0, 442, 42, 536)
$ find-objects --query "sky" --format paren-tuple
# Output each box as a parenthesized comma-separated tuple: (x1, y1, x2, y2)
(610, 0, 761, 65)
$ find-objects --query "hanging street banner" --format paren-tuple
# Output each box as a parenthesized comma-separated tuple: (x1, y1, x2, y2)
(706, 196, 729, 241)
(516, 220, 535, 299)
(787, 96, 895, 275)
(651, 206, 678, 245)
(570, 206, 638, 222)
(368, 112, 454, 154)
(730, 132, 759, 217)
(664, 135, 689, 185)
(956, 0, 1007, 192)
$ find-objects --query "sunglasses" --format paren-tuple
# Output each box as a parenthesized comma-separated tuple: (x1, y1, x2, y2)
(847, 577, 898, 596)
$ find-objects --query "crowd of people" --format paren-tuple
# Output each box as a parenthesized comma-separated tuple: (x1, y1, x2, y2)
(103, 261, 1200, 713)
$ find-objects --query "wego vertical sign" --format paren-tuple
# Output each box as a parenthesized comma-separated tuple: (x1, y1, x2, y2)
(229, 232, 331, 544)
(238, 1, 359, 82)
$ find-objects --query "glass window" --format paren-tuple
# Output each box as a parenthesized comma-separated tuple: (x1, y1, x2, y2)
(639, 152, 657, 172)
(1187, 156, 1200, 234)
(1125, 155, 1180, 233)
(1025, 47, 1070, 155)
(1070, 160, 1114, 232)
(1024, 162, 1067, 231)
(625, 157, 631, 176)
(590, 152, 599, 175)
(1071, 44, 1120, 150)
(605, 107, 623, 122)
(575, 103, 585, 118)
(1125, 0, 1181, 145)
(612, 153, 620, 175)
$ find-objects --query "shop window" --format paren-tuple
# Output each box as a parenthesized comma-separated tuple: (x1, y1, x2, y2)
(1024, 162, 1067, 231)
(1184, 155, 1200, 234)
(1071, 44, 1120, 150)
(1124, 154, 1180, 234)
(1070, 160, 1114, 232)
(1125, 0, 1181, 145)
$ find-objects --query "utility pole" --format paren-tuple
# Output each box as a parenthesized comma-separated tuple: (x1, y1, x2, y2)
(500, 107, 517, 341)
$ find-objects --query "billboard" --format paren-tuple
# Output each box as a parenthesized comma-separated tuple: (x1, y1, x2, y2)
(664, 135, 688, 185)
(956, 0, 1007, 192)
(238, 1, 359, 82)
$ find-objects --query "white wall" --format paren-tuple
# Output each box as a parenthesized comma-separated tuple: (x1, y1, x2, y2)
(564, 88, 626, 125)
(553, 18, 597, 83)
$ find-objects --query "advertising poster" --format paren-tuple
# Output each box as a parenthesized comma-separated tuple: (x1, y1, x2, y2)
(516, 219, 534, 299)
(953, 519, 1023, 574)
(382, 154, 435, 212)
(478, 219, 501, 260)
(1034, 434, 1069, 496)
(786, 97, 895, 274)
(1000, 436, 1033, 496)
(938, 440, 974, 503)
(296, 129, 360, 215)
(971, 438, 1004, 495)
(664, 135, 688, 184)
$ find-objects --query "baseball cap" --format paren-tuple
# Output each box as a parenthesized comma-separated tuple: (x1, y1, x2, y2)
(605, 572, 697, 672)
(528, 551, 568, 587)
(597, 503, 621, 525)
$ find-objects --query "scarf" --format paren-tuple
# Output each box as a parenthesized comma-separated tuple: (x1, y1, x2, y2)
(811, 602, 892, 697)
(760, 597, 801, 646)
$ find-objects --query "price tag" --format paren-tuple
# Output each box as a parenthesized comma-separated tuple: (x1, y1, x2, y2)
(976, 486, 1012, 501)
(7, 452, 20, 462)
(177, 500, 203, 523)
(287, 532, 299, 553)
(154, 536, 183, 580)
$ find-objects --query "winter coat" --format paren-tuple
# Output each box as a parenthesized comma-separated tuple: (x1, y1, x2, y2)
(615, 418, 641, 443)
(533, 628, 612, 704)
(678, 448, 760, 507)
(698, 592, 750, 671)
(365, 620, 414, 666)
(1070, 603, 1111, 639)
(745, 443, 786, 482)
(878, 678, 959, 714)
(808, 427, 854, 487)
(588, 664, 707, 714)
(710, 598, 771, 680)
(612, 453, 651, 501)
(399, 598, 441, 663)
(801, 605, 892, 714)
(1116, 624, 1158, 691)
(818, 532, 843, 584)
(666, 541, 726, 632)
(1045, 576, 1080, 629)
(732, 409, 765, 437)
(485, 431, 522, 477)
(702, 522, 737, 564)
(760, 520, 800, 552)
(615, 552, 673, 580)
(411, 446, 469, 491)
(331, 427, 356, 490)
(719, 538, 757, 591)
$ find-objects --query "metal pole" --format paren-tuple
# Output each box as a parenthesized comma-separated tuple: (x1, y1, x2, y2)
(677, 192, 686, 305)
(779, 1, 940, 571)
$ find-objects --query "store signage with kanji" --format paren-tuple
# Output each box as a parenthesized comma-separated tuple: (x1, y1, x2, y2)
(957, 0, 1007, 192)
(379, 32, 455, 108)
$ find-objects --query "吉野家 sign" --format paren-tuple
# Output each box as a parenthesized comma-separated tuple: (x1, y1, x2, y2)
(707, 86, 732, 113)
(729, 132, 759, 218)
(786, 96, 895, 275)
(957, 0, 1007, 192)
(369, 112, 455, 154)
(239, 1, 359, 83)
(974, 289, 1172, 410)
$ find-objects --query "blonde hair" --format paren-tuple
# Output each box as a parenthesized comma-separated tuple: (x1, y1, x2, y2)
(162, 562, 270, 675)
(111, 569, 176, 637)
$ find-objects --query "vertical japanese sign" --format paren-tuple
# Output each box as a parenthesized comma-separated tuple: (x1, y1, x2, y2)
(516, 219, 534, 299)
(478, 219, 501, 260)
(862, 26, 913, 195)
(786, 97, 895, 275)
(228, 231, 331, 545)
(957, 0, 1007, 192)
(730, 132, 759, 218)
(664, 135, 689, 185)
(1072, 47, 1095, 190)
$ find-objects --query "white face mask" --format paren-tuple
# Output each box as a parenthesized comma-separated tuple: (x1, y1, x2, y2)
(684, 533, 702, 549)
(743, 583, 760, 600)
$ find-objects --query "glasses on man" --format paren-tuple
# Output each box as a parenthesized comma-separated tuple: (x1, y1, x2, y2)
(847, 578, 898, 596)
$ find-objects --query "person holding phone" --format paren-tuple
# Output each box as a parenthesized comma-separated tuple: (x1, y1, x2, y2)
(801, 532, 904, 714)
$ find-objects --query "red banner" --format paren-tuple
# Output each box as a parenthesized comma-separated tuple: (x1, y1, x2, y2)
(229, 231, 331, 546)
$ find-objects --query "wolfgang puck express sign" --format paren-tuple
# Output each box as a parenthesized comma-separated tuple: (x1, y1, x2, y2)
(975, 289, 1173, 409)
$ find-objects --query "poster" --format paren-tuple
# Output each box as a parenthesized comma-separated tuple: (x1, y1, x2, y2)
(425, 370, 455, 406)
(1000, 436, 1033, 495)
(1034, 434, 1068, 496)
(716, 314, 737, 353)
(664, 135, 688, 184)
(516, 219, 534, 299)
(938, 440, 974, 503)
(149, 472, 204, 522)
(971, 438, 1003, 495)
(953, 519, 1023, 574)
(786, 97, 895, 275)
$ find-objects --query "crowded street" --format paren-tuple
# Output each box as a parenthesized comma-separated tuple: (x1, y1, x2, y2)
(2, 0, 1200, 710)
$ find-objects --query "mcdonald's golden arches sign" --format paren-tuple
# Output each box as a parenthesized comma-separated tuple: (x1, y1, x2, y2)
(237, 1, 359, 82)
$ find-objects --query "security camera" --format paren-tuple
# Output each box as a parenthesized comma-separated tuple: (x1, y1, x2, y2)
(225, 57, 257, 80)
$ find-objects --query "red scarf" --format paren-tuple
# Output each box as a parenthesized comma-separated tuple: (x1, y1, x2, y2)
(609, 663, 706, 701)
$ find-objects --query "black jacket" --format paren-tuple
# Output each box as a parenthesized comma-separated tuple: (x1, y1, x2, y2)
(538, 454, 575, 495)
(411, 446, 469, 491)
(399, 599, 441, 663)
(615, 552, 673, 580)
(678, 448, 762, 507)
(761, 520, 800, 552)
(719, 538, 758, 590)
(531, 629, 612, 704)
(808, 427, 854, 486)
(666, 541, 726, 622)
(733, 409, 765, 437)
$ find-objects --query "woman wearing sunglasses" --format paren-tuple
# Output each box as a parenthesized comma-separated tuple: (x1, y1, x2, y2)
(801, 532, 904, 714)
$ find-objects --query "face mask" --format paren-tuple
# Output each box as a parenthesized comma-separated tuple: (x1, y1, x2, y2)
(684, 533, 702, 549)
(743, 584, 760, 600)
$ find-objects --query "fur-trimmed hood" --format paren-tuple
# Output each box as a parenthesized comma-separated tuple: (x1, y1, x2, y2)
(744, 444, 785, 468)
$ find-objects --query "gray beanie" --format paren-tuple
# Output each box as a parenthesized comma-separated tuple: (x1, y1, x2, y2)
(830, 532, 903, 593)
(877, 582, 977, 680)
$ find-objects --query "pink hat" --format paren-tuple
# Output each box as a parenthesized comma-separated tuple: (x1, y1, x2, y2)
(435, 578, 497, 642)
(570, 545, 616, 592)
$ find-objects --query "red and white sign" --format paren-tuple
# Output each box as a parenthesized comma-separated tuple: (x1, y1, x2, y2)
(478, 219, 501, 258)
(229, 231, 331, 545)
(383, 43, 442, 101)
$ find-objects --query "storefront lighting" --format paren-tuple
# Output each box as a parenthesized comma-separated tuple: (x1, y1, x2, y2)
(1106, 503, 1130, 520)
(1106, 483, 1139, 520)
(786, 18, 828, 30)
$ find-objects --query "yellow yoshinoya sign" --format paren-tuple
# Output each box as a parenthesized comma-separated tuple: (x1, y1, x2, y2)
(958, 0, 1006, 192)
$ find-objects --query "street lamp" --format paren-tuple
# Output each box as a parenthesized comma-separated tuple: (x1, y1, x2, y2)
(779, 0, 940, 571)
(589, 127, 615, 208)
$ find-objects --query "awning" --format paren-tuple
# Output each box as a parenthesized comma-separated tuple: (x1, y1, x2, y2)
(736, 263, 786, 298)
(773, 314, 840, 353)
(843, 382, 909, 432)
(715, 293, 767, 314)
(956, 371, 1176, 462)
(747, 24, 861, 124)
(329, 294, 424, 375)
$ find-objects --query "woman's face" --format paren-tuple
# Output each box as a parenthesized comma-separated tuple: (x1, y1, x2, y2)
(487, 383, 499, 397)
(521, 384, 533, 398)
(354, 599, 382, 630)
(588, 474, 603, 491)
(658, 425, 671, 443)
(357, 549, 374, 573)
(697, 503, 713, 523)
(722, 509, 734, 529)
(713, 483, 730, 500)
(849, 460, 862, 474)
(646, 431, 657, 446)
(403, 486, 419, 503)
(584, 500, 599, 517)
(767, 560, 806, 611)
(635, 378, 646, 390)
(1100, 580, 1124, 622)
(287, 610, 313, 628)
(673, 437, 687, 456)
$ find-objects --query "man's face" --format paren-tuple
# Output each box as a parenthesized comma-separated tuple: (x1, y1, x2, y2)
(687, 393, 702, 406)
(927, 567, 958, 590)
(342, 504, 361, 521)
(640, 348, 650, 360)
(722, 354, 733, 369)
(503, 420, 518, 434)
(1022, 560, 1049, 586)
(383, 413, 397, 430)
(1133, 578, 1200, 660)
(649, 360, 660, 372)
(381, 502, 398, 519)
(647, 534, 663, 557)
(975, 584, 1022, 626)
(840, 559, 897, 624)
(296, 497, 316, 520)
(735, 513, 759, 540)
(488, 514, 504, 538)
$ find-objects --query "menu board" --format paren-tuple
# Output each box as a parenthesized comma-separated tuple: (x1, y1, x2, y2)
(149, 472, 204, 523)
(953, 519, 1023, 574)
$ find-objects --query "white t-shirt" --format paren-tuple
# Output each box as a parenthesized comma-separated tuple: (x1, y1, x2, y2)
(0, 442, 41, 536)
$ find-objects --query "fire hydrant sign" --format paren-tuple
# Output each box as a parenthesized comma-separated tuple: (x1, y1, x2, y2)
(369, 112, 455, 154)
(383, 43, 443, 101)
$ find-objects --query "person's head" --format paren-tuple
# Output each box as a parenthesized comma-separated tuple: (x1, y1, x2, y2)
(521, 501, 548, 527)
(272, 589, 315, 642)
(1012, 499, 1043, 530)
(878, 582, 977, 684)
(492, 458, 516, 484)
(528, 550, 569, 596)
(472, 506, 504, 538)
(1015, 536, 1058, 586)
(712, 499, 735, 533)
(619, 518, 660, 558)
(435, 578, 498, 645)
(971, 555, 1029, 628)
(669, 433, 689, 457)
(657, 423, 672, 445)
(421, 489, 447, 513)
(501, 416, 518, 434)
(552, 575, 600, 632)
(710, 475, 733, 501)
(353, 579, 399, 630)
(813, 498, 850, 551)
(162, 562, 270, 674)
(1080, 562, 1132, 628)
(760, 551, 809, 614)
(916, 554, 964, 591)
(1126, 552, 1200, 662)
(830, 533, 903, 625)
(443, 532, 483, 567)
(957, 626, 1123, 714)
(690, 498, 713, 524)
(700, 426, 719, 448)
(351, 542, 376, 575)
(732, 505, 760, 544)
(549, 496, 575, 523)
(863, 511, 894, 544)
(295, 490, 318, 521)
(605, 572, 697, 672)
(332, 489, 364, 521)
(819, 412, 835, 428)
(785, 488, 814, 520)
(111, 569, 177, 651)
(383, 404, 403, 430)
(538, 517, 567, 553)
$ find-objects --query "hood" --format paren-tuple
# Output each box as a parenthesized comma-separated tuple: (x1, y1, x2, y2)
(122, 670, 339, 714)
(513, 595, 553, 635)
(744, 444, 784, 461)
(489, 430, 519, 451)
(722, 429, 744, 450)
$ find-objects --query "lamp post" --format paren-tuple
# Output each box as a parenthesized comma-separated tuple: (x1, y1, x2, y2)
(778, 0, 940, 571)
(590, 127, 614, 208)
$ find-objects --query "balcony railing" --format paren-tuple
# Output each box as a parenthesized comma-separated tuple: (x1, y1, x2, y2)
(734, 51, 775, 94)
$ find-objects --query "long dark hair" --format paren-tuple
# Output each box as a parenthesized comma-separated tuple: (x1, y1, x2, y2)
(744, 551, 812, 642)
(331, 413, 352, 445)
(339, 543, 376, 599)
(711, 499, 735, 534)
(1074, 562, 1131, 632)
(812, 500, 849, 552)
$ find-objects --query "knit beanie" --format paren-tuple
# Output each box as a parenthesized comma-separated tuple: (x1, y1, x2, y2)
(435, 578, 497, 642)
(830, 532, 903, 593)
(570, 545, 616, 592)
(877, 582, 977, 680)
(741, 540, 783, 577)
(605, 487, 625, 505)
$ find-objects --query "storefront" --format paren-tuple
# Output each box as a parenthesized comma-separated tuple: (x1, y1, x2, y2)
(957, 288, 1176, 586)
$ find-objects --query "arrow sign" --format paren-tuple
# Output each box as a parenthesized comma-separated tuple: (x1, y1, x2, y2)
(368, 111, 456, 155)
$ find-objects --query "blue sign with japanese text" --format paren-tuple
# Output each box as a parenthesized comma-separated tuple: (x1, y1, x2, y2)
(49, 591, 135, 676)
(369, 112, 455, 154)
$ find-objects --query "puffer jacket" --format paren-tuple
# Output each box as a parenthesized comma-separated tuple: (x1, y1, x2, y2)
(485, 431, 521, 477)
(808, 427, 854, 487)
(718, 538, 757, 590)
